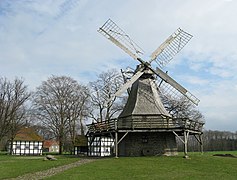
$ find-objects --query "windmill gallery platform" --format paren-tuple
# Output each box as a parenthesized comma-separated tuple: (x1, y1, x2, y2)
(86, 19, 205, 157)
(86, 116, 204, 157)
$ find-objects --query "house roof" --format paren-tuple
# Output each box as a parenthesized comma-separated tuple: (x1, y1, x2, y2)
(14, 127, 43, 142)
(43, 140, 59, 148)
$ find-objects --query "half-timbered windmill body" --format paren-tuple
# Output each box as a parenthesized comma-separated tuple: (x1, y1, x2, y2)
(86, 19, 204, 157)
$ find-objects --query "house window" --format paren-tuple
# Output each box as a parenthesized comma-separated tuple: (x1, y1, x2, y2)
(34, 146, 39, 150)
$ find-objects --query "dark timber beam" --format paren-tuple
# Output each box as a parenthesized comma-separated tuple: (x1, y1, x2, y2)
(115, 131, 129, 158)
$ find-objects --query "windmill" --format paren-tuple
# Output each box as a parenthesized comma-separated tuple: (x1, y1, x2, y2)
(86, 19, 204, 157)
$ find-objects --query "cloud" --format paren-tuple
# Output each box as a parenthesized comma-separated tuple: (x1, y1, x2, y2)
(199, 80, 237, 131)
(182, 76, 209, 86)
(0, 0, 237, 131)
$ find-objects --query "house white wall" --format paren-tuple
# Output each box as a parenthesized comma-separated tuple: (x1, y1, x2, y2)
(9, 141, 43, 155)
(88, 136, 114, 156)
(49, 144, 59, 153)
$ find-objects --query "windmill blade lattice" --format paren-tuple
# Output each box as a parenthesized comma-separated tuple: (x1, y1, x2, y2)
(150, 28, 193, 68)
(98, 19, 144, 60)
(158, 79, 200, 105)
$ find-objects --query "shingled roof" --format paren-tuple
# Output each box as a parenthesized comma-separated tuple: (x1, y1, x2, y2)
(119, 74, 171, 118)
(14, 127, 43, 141)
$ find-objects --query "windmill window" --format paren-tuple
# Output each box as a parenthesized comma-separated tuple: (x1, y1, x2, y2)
(142, 135, 148, 143)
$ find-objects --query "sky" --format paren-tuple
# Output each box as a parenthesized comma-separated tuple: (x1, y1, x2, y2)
(0, 0, 237, 132)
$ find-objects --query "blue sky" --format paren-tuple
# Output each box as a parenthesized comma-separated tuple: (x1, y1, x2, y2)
(0, 0, 237, 132)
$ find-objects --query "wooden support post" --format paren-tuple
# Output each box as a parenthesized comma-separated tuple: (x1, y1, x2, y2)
(194, 134, 204, 155)
(115, 119, 118, 158)
(184, 131, 189, 158)
(115, 131, 118, 158)
(184, 131, 187, 157)
(200, 134, 204, 155)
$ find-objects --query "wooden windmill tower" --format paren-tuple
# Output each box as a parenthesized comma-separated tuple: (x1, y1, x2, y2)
(87, 19, 204, 157)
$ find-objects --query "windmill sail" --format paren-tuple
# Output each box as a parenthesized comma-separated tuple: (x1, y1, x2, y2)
(154, 67, 200, 105)
(149, 28, 193, 68)
(98, 19, 144, 61)
(105, 70, 144, 105)
(114, 70, 144, 97)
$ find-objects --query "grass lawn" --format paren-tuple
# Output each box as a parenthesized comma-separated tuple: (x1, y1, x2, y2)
(46, 151, 237, 180)
(0, 155, 79, 179)
(0, 152, 236, 179)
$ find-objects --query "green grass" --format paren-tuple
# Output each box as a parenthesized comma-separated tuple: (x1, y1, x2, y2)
(46, 152, 237, 180)
(0, 155, 79, 179)
(0, 152, 237, 180)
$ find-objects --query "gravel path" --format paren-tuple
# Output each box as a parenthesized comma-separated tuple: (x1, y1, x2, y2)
(8, 158, 98, 180)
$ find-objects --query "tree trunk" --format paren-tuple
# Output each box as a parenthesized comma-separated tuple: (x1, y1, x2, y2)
(9, 137, 14, 155)
(79, 113, 84, 135)
(59, 138, 63, 155)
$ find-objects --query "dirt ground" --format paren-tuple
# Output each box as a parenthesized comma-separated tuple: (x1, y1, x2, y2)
(8, 158, 98, 180)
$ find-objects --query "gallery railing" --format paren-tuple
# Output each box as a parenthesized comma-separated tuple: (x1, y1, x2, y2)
(87, 118, 204, 133)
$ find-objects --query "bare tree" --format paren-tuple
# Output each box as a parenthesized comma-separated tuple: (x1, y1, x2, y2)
(66, 84, 90, 147)
(33, 75, 89, 154)
(31, 124, 55, 140)
(88, 69, 124, 122)
(0, 77, 31, 153)
(161, 94, 204, 122)
(77, 86, 90, 135)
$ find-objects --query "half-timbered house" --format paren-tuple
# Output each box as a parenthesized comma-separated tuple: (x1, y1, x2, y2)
(8, 127, 43, 155)
(43, 140, 59, 153)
